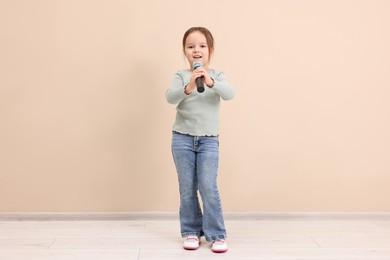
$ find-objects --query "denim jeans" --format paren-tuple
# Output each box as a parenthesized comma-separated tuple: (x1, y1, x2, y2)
(171, 131, 227, 242)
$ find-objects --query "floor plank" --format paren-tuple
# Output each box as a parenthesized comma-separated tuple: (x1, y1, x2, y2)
(1, 215, 390, 259)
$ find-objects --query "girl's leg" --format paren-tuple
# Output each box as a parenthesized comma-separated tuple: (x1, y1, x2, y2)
(196, 136, 227, 242)
(171, 132, 203, 238)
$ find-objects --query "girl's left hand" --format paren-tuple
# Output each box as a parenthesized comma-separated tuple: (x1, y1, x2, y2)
(195, 67, 214, 87)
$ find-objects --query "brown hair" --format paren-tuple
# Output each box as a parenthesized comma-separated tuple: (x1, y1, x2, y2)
(182, 27, 214, 58)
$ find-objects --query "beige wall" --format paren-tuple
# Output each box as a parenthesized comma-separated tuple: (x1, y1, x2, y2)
(1, 0, 389, 212)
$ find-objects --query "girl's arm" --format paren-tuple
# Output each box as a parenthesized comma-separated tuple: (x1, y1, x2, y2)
(165, 72, 188, 104)
(211, 71, 235, 100)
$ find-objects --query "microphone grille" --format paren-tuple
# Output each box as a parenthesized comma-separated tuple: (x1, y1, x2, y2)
(192, 59, 202, 69)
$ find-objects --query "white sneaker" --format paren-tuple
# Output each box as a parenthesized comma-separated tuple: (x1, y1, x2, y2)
(212, 239, 228, 253)
(183, 236, 200, 250)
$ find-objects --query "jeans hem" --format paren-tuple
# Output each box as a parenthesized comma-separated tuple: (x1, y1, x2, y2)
(181, 231, 203, 238)
(205, 234, 227, 242)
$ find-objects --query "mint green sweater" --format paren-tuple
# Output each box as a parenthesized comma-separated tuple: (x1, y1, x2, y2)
(166, 69, 235, 136)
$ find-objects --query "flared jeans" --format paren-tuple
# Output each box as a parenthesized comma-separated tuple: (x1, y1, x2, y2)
(171, 131, 227, 242)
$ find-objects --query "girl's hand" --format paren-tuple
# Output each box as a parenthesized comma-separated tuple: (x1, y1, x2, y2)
(185, 68, 214, 94)
(194, 68, 214, 87)
(185, 70, 200, 94)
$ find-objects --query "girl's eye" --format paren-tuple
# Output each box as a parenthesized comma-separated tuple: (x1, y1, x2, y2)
(188, 46, 194, 49)
(201, 45, 207, 48)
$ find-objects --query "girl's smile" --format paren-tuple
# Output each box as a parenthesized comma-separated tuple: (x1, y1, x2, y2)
(184, 31, 211, 69)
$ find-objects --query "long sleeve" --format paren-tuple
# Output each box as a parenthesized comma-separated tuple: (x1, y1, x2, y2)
(165, 71, 188, 104)
(211, 71, 235, 100)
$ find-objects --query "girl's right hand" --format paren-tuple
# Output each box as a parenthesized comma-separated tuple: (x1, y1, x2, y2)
(185, 69, 202, 94)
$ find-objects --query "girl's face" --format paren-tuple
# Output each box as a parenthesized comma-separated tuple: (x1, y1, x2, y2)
(184, 31, 212, 69)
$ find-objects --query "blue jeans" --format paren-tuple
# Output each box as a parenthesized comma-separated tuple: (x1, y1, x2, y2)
(171, 131, 227, 242)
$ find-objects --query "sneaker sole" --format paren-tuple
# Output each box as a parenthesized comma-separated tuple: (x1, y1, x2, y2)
(212, 248, 228, 253)
(184, 245, 200, 250)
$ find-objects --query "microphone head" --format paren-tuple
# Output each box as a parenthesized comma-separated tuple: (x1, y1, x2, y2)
(192, 59, 202, 70)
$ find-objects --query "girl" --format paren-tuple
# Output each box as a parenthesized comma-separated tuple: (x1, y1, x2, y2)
(166, 27, 235, 253)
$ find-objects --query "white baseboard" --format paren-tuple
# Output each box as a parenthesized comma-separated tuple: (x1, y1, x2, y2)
(1, 211, 390, 221)
(0, 211, 178, 221)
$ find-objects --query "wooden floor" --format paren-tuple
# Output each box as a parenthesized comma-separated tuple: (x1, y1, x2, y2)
(1, 213, 390, 259)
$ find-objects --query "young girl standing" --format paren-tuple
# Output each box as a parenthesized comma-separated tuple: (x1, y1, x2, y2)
(166, 27, 235, 253)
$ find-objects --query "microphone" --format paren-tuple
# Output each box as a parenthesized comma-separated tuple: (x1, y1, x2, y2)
(192, 59, 204, 93)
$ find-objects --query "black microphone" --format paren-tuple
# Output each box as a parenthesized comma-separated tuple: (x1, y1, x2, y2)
(192, 59, 204, 93)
